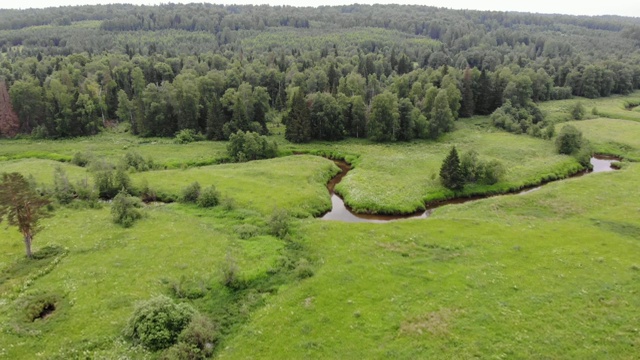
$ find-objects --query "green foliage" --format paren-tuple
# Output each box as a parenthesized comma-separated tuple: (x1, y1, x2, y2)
(196, 185, 221, 208)
(439, 146, 464, 190)
(52, 165, 75, 204)
(0, 172, 52, 258)
(556, 125, 584, 155)
(91, 161, 132, 199)
(181, 182, 201, 203)
(174, 129, 204, 144)
(368, 91, 399, 142)
(571, 101, 586, 120)
(110, 190, 142, 227)
(122, 151, 153, 172)
(268, 207, 291, 239)
(123, 295, 195, 351)
(491, 100, 546, 136)
(71, 151, 92, 167)
(460, 150, 506, 185)
(227, 130, 278, 162)
(429, 89, 455, 139)
(284, 89, 311, 143)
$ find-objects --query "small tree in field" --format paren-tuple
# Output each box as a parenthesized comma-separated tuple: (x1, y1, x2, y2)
(0, 173, 52, 258)
(440, 146, 464, 190)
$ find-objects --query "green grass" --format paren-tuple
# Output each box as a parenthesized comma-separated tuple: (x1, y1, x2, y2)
(556, 118, 640, 161)
(539, 91, 640, 123)
(1, 96, 640, 358)
(0, 130, 228, 169)
(133, 155, 338, 217)
(0, 159, 90, 185)
(279, 117, 581, 214)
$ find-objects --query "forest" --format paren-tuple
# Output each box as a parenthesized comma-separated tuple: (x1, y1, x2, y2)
(1, 3, 640, 141)
(2, 3, 640, 359)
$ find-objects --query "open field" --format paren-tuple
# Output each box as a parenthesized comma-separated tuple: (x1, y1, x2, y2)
(539, 91, 640, 123)
(556, 118, 640, 161)
(1, 94, 640, 358)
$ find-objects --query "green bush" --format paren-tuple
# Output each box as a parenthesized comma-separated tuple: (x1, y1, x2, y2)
(234, 224, 262, 239)
(181, 182, 201, 203)
(91, 161, 132, 199)
(123, 295, 195, 351)
(52, 165, 75, 204)
(71, 151, 93, 167)
(122, 151, 152, 171)
(172, 315, 218, 359)
(174, 129, 204, 144)
(556, 125, 584, 155)
(111, 190, 143, 227)
(571, 101, 586, 120)
(196, 185, 220, 208)
(227, 130, 278, 162)
(268, 207, 290, 239)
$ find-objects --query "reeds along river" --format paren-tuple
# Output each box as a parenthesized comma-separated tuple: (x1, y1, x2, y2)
(321, 156, 619, 223)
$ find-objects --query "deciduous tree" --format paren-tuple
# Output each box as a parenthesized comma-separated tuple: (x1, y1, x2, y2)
(0, 173, 52, 258)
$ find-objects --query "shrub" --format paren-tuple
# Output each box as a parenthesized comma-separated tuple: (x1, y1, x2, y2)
(196, 185, 220, 208)
(571, 101, 586, 120)
(111, 190, 143, 227)
(75, 177, 98, 202)
(52, 165, 75, 204)
(556, 125, 583, 155)
(221, 252, 242, 289)
(181, 182, 201, 203)
(174, 129, 203, 144)
(91, 161, 132, 199)
(173, 315, 218, 358)
(71, 151, 93, 167)
(122, 151, 151, 171)
(234, 224, 261, 239)
(479, 160, 506, 185)
(294, 258, 314, 279)
(138, 179, 157, 202)
(227, 130, 278, 162)
(268, 207, 290, 239)
(123, 295, 195, 351)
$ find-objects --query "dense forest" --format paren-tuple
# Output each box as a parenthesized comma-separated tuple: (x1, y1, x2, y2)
(1, 3, 640, 141)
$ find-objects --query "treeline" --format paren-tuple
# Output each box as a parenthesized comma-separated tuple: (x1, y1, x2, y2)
(2, 4, 640, 139)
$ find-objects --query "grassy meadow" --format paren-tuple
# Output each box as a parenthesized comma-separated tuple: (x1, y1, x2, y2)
(0, 94, 639, 358)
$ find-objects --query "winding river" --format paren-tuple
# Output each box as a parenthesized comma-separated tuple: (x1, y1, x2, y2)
(321, 155, 619, 223)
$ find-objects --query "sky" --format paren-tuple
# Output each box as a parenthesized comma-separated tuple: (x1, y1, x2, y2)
(2, 0, 639, 18)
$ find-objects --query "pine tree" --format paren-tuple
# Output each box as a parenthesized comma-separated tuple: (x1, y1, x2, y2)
(461, 67, 475, 118)
(284, 90, 311, 143)
(439, 146, 464, 190)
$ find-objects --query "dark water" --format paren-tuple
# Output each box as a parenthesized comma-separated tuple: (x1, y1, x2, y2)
(321, 156, 619, 223)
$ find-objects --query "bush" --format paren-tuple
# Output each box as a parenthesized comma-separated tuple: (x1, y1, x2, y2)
(571, 101, 586, 120)
(221, 252, 242, 289)
(122, 151, 151, 171)
(71, 151, 93, 167)
(294, 258, 314, 279)
(234, 224, 262, 239)
(196, 185, 220, 208)
(123, 295, 195, 351)
(138, 179, 157, 202)
(227, 130, 278, 162)
(111, 190, 143, 227)
(181, 182, 201, 203)
(75, 177, 98, 202)
(91, 161, 132, 199)
(268, 207, 290, 239)
(556, 125, 583, 155)
(173, 315, 218, 358)
(52, 165, 75, 204)
(174, 129, 204, 144)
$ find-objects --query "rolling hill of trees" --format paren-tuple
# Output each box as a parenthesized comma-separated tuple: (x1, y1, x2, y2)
(1, 3, 640, 140)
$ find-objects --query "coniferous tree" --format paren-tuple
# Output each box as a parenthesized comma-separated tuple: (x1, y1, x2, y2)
(461, 67, 475, 118)
(440, 146, 464, 190)
(284, 89, 311, 143)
